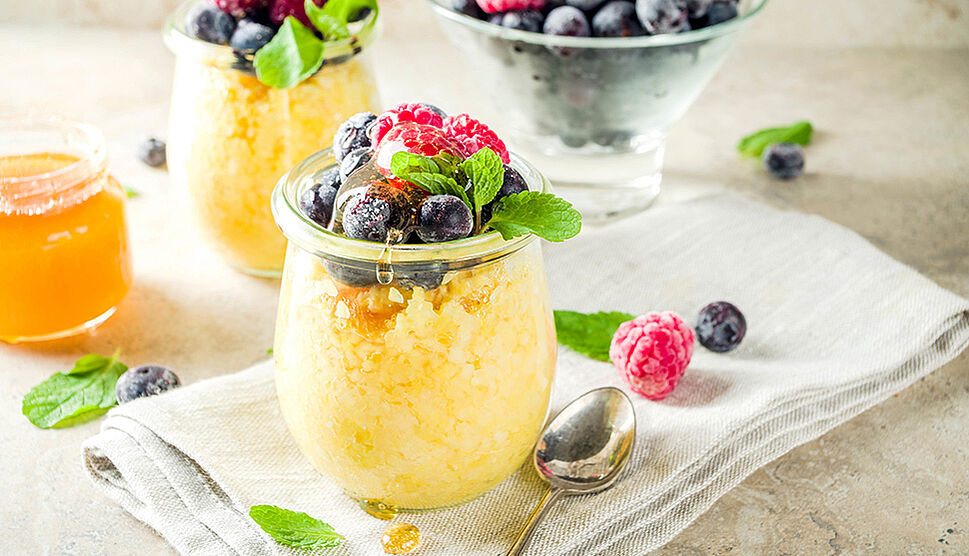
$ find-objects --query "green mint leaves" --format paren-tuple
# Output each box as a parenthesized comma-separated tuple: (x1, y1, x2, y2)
(124, 185, 139, 198)
(249, 505, 344, 550)
(488, 192, 581, 242)
(390, 149, 582, 242)
(254, 0, 378, 88)
(737, 121, 813, 157)
(553, 311, 635, 362)
(22, 351, 128, 429)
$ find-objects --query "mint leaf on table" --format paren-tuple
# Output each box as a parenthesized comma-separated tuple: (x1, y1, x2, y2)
(486, 191, 581, 242)
(124, 185, 139, 198)
(254, 17, 325, 89)
(459, 147, 504, 214)
(737, 121, 813, 157)
(22, 351, 127, 429)
(554, 311, 635, 362)
(249, 505, 343, 550)
(304, 0, 350, 40)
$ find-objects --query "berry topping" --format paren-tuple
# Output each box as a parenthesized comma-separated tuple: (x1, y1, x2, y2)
(481, 164, 528, 222)
(215, 0, 270, 17)
(685, 0, 713, 18)
(116, 365, 181, 404)
(610, 311, 695, 400)
(342, 182, 413, 243)
(703, 0, 738, 26)
(490, 10, 545, 32)
(565, 0, 606, 10)
(374, 123, 465, 174)
(449, 0, 486, 19)
(372, 103, 447, 147)
(269, 0, 325, 26)
(476, 0, 546, 14)
(229, 17, 276, 51)
(299, 167, 341, 226)
(339, 147, 374, 181)
(442, 114, 510, 163)
(185, 3, 237, 45)
(333, 111, 377, 162)
(417, 195, 474, 243)
(137, 137, 167, 167)
(543, 6, 591, 38)
(762, 142, 804, 179)
(695, 301, 746, 353)
(325, 260, 378, 288)
(635, 0, 689, 34)
(592, 1, 646, 37)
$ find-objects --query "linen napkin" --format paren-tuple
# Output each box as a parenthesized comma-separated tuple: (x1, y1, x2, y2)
(82, 193, 969, 556)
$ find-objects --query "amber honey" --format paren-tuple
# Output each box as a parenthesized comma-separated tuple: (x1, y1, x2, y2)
(0, 131, 132, 343)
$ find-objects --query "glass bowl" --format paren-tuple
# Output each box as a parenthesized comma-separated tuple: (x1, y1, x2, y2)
(427, 0, 767, 222)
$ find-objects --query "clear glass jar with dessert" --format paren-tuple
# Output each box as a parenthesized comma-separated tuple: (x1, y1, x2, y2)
(0, 117, 132, 343)
(271, 105, 581, 509)
(163, 0, 381, 276)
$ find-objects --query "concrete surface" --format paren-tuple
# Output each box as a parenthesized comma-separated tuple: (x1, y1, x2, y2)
(1, 0, 968, 554)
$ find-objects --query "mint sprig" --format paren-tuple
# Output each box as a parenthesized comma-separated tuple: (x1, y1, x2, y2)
(459, 147, 504, 217)
(737, 121, 813, 157)
(249, 505, 343, 550)
(391, 151, 471, 207)
(486, 192, 581, 242)
(305, 0, 350, 41)
(22, 351, 128, 429)
(554, 311, 635, 362)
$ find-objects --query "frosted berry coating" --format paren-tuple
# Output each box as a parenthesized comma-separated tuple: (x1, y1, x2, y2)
(372, 103, 447, 146)
(374, 123, 466, 174)
(443, 114, 510, 163)
(476, 0, 546, 14)
(610, 311, 695, 400)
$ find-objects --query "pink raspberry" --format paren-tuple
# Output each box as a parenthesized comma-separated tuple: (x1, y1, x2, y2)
(270, 0, 325, 26)
(476, 0, 545, 14)
(442, 114, 510, 163)
(610, 311, 695, 400)
(374, 123, 465, 175)
(371, 103, 446, 147)
(214, 0, 269, 17)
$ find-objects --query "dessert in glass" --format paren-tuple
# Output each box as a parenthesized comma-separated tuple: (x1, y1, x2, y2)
(0, 117, 132, 343)
(164, 0, 381, 276)
(429, 0, 767, 222)
(271, 105, 581, 510)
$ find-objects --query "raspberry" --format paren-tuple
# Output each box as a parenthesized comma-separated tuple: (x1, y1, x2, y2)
(214, 0, 269, 17)
(372, 103, 446, 146)
(270, 0, 324, 26)
(374, 123, 465, 175)
(442, 114, 510, 163)
(476, 0, 545, 14)
(610, 311, 695, 400)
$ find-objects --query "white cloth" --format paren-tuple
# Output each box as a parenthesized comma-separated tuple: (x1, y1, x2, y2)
(82, 193, 969, 555)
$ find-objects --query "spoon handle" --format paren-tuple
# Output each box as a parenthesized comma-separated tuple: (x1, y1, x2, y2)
(505, 486, 564, 556)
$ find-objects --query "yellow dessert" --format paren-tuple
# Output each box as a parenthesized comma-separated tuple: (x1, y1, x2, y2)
(273, 242, 556, 509)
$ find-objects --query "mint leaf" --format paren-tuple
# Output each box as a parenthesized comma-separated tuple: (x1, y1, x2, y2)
(737, 121, 813, 157)
(304, 0, 350, 40)
(254, 17, 325, 89)
(554, 311, 635, 362)
(391, 151, 440, 177)
(322, 0, 379, 23)
(459, 147, 504, 212)
(487, 192, 581, 242)
(432, 152, 461, 177)
(249, 505, 343, 550)
(124, 185, 139, 198)
(401, 172, 453, 195)
(22, 351, 127, 429)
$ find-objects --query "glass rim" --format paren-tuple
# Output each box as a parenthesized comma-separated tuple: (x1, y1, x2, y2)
(272, 147, 551, 266)
(163, 0, 380, 64)
(426, 0, 767, 49)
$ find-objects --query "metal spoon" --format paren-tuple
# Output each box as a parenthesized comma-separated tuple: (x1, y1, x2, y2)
(505, 387, 637, 556)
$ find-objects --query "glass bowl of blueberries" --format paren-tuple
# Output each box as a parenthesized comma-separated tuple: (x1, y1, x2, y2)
(429, 0, 767, 222)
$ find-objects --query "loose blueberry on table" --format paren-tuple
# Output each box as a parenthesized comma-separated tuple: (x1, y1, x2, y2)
(116, 365, 181, 404)
(447, 0, 739, 36)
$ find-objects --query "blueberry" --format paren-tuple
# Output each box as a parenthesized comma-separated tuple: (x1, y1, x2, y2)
(695, 301, 746, 352)
(448, 0, 486, 19)
(704, 0, 738, 25)
(339, 147, 373, 181)
(333, 112, 377, 162)
(137, 137, 166, 167)
(416, 195, 473, 243)
(324, 260, 378, 288)
(342, 183, 407, 243)
(396, 268, 445, 290)
(229, 18, 276, 51)
(543, 0, 568, 14)
(481, 165, 529, 223)
(185, 3, 236, 45)
(116, 365, 181, 404)
(420, 103, 448, 119)
(565, 0, 607, 11)
(543, 6, 591, 37)
(299, 168, 341, 226)
(635, 0, 688, 34)
(762, 142, 804, 179)
(490, 10, 545, 32)
(685, 0, 713, 18)
(592, 1, 645, 37)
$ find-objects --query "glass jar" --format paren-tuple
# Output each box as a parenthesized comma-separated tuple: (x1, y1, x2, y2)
(163, 0, 381, 276)
(271, 149, 557, 510)
(0, 117, 132, 343)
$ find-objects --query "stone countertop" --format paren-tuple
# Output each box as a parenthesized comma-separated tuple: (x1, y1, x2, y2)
(2, 1, 968, 554)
